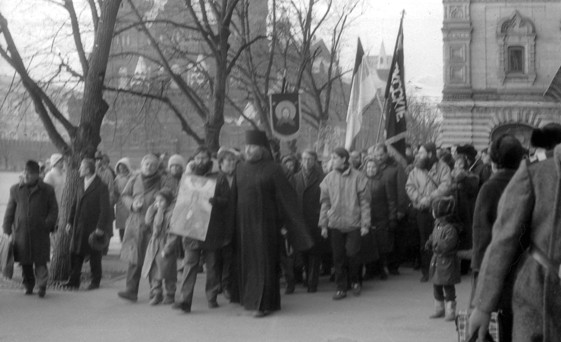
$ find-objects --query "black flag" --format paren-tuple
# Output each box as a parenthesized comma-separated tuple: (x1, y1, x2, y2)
(384, 13, 407, 164)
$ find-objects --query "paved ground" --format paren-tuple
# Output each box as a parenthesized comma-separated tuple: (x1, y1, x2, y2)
(0, 237, 469, 342)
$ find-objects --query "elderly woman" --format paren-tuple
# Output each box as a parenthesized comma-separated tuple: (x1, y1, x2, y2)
(118, 154, 163, 302)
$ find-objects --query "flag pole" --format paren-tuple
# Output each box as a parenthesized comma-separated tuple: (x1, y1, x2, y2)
(376, 94, 387, 143)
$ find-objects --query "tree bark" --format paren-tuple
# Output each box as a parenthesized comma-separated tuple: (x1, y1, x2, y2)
(49, 0, 122, 281)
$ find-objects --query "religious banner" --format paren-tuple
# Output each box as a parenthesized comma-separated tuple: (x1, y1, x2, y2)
(169, 174, 216, 241)
(269, 92, 301, 141)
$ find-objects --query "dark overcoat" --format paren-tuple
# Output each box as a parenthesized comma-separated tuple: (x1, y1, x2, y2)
(451, 170, 479, 250)
(470, 169, 517, 271)
(235, 158, 313, 312)
(367, 170, 398, 255)
(201, 171, 235, 250)
(473, 148, 561, 342)
(428, 220, 461, 285)
(68, 176, 112, 255)
(2, 180, 58, 264)
(293, 165, 326, 255)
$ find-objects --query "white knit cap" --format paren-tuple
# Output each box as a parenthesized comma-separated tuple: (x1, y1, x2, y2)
(168, 154, 186, 169)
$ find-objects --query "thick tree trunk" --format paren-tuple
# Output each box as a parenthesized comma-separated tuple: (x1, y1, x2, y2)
(49, 0, 122, 281)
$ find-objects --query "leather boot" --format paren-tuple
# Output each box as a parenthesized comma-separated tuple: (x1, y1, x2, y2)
(445, 301, 456, 321)
(429, 300, 445, 319)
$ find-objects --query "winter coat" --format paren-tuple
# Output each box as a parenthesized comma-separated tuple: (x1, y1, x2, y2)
(319, 167, 371, 232)
(43, 168, 65, 207)
(293, 165, 326, 255)
(427, 219, 460, 286)
(161, 174, 181, 198)
(68, 176, 112, 255)
(141, 203, 175, 279)
(120, 173, 163, 264)
(367, 172, 397, 255)
(2, 180, 58, 264)
(405, 160, 451, 210)
(234, 158, 313, 312)
(113, 158, 133, 230)
(470, 169, 517, 272)
(473, 147, 561, 342)
(97, 166, 116, 206)
(450, 169, 479, 250)
(378, 157, 409, 216)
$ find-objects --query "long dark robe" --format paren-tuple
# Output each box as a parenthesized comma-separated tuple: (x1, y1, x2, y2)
(234, 158, 313, 312)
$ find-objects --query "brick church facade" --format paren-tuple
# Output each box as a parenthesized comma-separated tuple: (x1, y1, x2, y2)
(439, 0, 561, 149)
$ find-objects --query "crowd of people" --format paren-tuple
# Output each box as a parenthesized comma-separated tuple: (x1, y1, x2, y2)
(2, 126, 561, 340)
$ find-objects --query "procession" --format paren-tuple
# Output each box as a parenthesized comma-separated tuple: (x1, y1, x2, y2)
(1, 1, 561, 342)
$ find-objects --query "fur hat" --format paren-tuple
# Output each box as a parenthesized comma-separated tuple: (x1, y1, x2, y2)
(88, 232, 109, 252)
(167, 154, 186, 170)
(49, 153, 63, 167)
(431, 196, 455, 219)
(245, 130, 269, 147)
(422, 142, 437, 156)
(530, 123, 561, 150)
(456, 144, 477, 162)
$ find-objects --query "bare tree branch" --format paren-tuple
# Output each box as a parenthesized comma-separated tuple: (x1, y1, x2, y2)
(63, 0, 89, 76)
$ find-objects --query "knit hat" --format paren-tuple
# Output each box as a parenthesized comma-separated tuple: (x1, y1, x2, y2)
(25, 160, 40, 174)
(332, 147, 350, 162)
(49, 153, 63, 167)
(141, 153, 159, 164)
(245, 130, 269, 147)
(217, 147, 240, 162)
(530, 123, 561, 150)
(167, 154, 186, 170)
(431, 196, 455, 219)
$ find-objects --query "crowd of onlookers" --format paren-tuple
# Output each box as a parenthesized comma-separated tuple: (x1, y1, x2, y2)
(3, 126, 561, 339)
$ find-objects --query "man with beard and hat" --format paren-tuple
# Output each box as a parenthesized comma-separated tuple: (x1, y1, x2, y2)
(406, 142, 451, 282)
(165, 146, 230, 313)
(118, 154, 163, 302)
(234, 130, 313, 317)
(3, 160, 58, 298)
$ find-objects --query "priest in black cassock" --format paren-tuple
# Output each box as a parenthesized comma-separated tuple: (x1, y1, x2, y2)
(234, 130, 313, 318)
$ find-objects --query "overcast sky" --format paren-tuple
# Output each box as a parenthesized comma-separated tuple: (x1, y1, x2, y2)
(0, 0, 444, 97)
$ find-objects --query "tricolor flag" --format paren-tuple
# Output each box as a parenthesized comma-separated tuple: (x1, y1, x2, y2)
(344, 38, 377, 150)
(384, 13, 408, 165)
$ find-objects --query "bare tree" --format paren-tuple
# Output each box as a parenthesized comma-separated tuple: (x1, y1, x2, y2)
(233, 0, 358, 153)
(0, 0, 122, 280)
(405, 93, 442, 146)
(105, 0, 264, 152)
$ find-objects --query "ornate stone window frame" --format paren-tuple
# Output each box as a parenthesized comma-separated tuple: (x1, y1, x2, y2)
(496, 11, 536, 85)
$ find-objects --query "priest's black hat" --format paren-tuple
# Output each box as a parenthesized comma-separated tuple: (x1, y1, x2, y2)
(245, 130, 269, 147)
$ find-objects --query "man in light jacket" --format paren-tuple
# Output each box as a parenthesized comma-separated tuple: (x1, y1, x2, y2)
(319, 147, 371, 300)
(405, 142, 451, 282)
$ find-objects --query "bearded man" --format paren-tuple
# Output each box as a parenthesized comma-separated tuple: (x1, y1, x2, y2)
(405, 142, 451, 282)
(234, 130, 313, 318)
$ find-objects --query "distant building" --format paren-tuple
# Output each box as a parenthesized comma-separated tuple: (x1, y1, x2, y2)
(440, 0, 561, 149)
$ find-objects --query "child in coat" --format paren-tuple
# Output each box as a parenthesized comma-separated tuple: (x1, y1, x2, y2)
(426, 195, 461, 321)
(142, 188, 177, 305)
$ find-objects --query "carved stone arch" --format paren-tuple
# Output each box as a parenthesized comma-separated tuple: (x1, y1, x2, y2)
(488, 107, 541, 147)
(496, 11, 537, 85)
